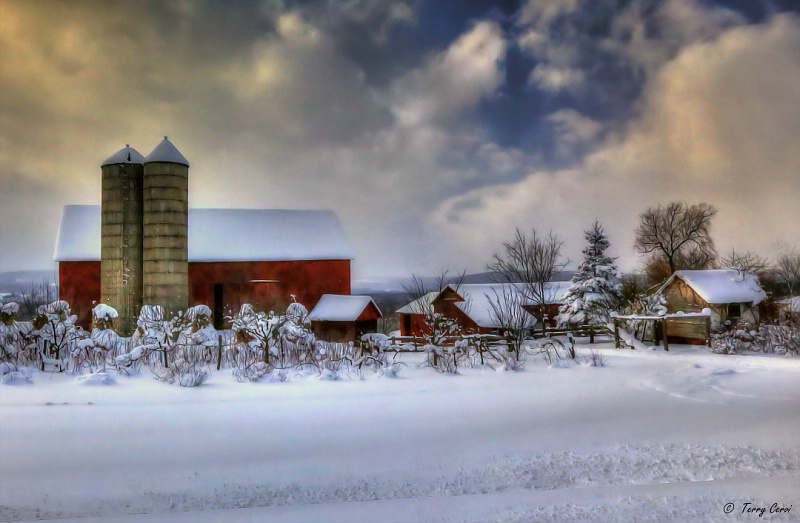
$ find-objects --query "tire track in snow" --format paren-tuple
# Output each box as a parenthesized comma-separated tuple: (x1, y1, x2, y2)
(3, 444, 799, 521)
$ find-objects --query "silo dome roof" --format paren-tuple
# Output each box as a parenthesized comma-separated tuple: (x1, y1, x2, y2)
(101, 145, 145, 166)
(144, 136, 189, 166)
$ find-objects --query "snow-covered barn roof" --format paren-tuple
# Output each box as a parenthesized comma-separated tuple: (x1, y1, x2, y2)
(455, 285, 533, 329)
(396, 292, 438, 314)
(656, 269, 767, 305)
(54, 206, 101, 262)
(308, 295, 382, 322)
(144, 137, 189, 166)
(453, 282, 570, 306)
(54, 205, 354, 262)
(446, 284, 543, 329)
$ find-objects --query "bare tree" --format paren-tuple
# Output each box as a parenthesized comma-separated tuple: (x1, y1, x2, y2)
(775, 248, 800, 298)
(19, 279, 59, 320)
(487, 228, 566, 317)
(486, 286, 536, 358)
(634, 202, 718, 281)
(721, 248, 770, 277)
(402, 269, 466, 345)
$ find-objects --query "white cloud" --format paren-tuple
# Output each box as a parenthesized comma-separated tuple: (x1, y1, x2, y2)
(518, 0, 581, 27)
(529, 64, 585, 92)
(389, 21, 507, 127)
(428, 14, 800, 272)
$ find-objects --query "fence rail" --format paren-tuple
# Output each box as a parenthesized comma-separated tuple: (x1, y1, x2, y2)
(383, 324, 612, 351)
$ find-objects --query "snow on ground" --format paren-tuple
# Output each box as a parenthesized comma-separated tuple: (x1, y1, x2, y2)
(1, 341, 799, 522)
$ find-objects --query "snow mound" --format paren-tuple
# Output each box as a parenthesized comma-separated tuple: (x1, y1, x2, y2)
(75, 372, 116, 386)
(1, 367, 36, 385)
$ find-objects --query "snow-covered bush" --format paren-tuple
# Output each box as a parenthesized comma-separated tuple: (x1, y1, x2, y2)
(277, 301, 316, 367)
(228, 304, 278, 381)
(179, 305, 220, 366)
(228, 299, 318, 380)
(127, 305, 213, 385)
(30, 300, 83, 371)
(155, 357, 211, 387)
(526, 336, 572, 365)
(1, 366, 36, 385)
(712, 325, 799, 356)
(584, 349, 608, 367)
(67, 303, 127, 374)
(0, 302, 36, 364)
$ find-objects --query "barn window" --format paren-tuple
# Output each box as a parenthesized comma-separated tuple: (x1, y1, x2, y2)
(402, 315, 411, 334)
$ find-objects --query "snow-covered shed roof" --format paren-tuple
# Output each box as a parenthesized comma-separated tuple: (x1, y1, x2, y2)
(396, 292, 438, 314)
(101, 145, 145, 166)
(144, 137, 189, 166)
(308, 295, 382, 322)
(657, 269, 767, 305)
(54, 206, 354, 262)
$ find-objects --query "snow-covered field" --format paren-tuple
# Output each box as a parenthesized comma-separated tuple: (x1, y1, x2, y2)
(1, 342, 799, 523)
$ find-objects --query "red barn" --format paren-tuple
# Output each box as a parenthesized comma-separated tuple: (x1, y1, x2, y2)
(396, 282, 569, 337)
(55, 205, 353, 328)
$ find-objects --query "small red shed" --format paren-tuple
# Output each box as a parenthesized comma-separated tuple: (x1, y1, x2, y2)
(308, 294, 382, 342)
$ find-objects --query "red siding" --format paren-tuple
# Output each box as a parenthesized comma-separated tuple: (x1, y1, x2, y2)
(399, 313, 428, 337)
(432, 288, 491, 335)
(59, 259, 350, 329)
(356, 302, 383, 322)
(188, 260, 351, 316)
(58, 261, 100, 329)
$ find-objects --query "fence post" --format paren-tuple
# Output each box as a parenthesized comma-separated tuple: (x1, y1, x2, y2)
(662, 319, 669, 351)
(589, 325, 595, 344)
(613, 318, 621, 349)
(217, 334, 223, 370)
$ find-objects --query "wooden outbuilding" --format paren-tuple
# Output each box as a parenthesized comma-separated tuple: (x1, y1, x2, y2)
(396, 283, 568, 336)
(655, 269, 767, 342)
(308, 294, 382, 343)
(396, 291, 438, 337)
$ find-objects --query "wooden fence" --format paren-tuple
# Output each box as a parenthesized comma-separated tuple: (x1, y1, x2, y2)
(381, 324, 612, 352)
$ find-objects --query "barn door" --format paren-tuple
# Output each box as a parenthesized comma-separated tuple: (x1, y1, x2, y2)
(213, 283, 224, 330)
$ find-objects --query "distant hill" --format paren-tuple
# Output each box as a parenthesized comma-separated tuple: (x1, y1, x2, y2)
(0, 270, 58, 295)
(354, 271, 577, 295)
(451, 271, 576, 284)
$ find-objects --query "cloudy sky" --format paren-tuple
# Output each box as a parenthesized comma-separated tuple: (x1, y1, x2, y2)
(1, 0, 798, 282)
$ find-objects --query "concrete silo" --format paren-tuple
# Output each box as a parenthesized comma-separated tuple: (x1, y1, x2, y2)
(100, 145, 145, 336)
(143, 137, 190, 318)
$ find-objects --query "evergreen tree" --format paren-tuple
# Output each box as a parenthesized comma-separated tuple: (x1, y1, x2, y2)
(557, 222, 623, 328)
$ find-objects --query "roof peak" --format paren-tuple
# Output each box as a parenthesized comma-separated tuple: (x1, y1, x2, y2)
(144, 137, 189, 166)
(101, 145, 145, 166)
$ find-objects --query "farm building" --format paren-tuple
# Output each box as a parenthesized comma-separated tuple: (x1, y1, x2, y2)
(655, 269, 767, 333)
(396, 282, 569, 336)
(307, 294, 382, 343)
(55, 139, 353, 334)
(396, 291, 438, 336)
